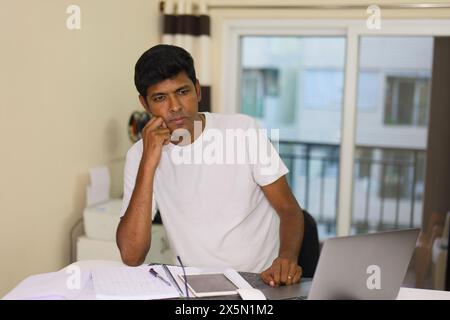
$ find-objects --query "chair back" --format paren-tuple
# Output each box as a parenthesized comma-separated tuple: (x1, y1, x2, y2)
(298, 210, 321, 278)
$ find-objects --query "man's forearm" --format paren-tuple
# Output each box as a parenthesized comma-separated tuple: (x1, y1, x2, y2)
(278, 207, 304, 261)
(116, 160, 156, 266)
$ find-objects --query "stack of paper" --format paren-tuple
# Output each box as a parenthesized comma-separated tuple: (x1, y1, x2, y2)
(3, 263, 254, 300)
(91, 265, 253, 299)
(2, 268, 91, 300)
(91, 265, 180, 300)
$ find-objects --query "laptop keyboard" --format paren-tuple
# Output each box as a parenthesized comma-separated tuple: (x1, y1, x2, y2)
(284, 295, 307, 300)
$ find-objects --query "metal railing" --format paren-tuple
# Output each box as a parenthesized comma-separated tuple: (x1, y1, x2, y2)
(277, 141, 425, 237)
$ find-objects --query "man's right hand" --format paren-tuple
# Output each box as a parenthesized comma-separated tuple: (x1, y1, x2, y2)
(141, 116, 171, 169)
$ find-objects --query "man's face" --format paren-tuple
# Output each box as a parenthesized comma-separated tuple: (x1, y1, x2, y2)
(140, 71, 202, 135)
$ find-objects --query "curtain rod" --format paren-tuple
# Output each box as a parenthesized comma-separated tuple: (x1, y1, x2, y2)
(159, 2, 450, 11)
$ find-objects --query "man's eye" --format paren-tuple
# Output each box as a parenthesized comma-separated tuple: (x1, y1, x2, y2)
(153, 95, 165, 102)
(177, 89, 190, 95)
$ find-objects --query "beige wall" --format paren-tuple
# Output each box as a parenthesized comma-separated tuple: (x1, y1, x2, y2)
(0, 0, 161, 296)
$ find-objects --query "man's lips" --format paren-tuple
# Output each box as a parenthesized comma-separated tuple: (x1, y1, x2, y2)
(170, 117, 187, 124)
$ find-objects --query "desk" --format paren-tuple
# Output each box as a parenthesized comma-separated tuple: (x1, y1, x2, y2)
(3, 260, 450, 300)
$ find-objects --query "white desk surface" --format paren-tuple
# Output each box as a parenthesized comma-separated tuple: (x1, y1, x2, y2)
(396, 287, 450, 300)
(3, 260, 450, 300)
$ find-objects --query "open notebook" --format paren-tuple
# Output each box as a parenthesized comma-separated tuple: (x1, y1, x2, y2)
(91, 265, 252, 300)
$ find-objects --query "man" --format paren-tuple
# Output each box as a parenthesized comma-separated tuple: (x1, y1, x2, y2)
(116, 44, 305, 287)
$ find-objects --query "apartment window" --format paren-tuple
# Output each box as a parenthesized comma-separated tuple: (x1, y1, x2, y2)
(384, 76, 430, 126)
(241, 68, 279, 119)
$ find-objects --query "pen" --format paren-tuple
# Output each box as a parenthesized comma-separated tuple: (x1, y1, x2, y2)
(162, 264, 184, 297)
(149, 268, 172, 287)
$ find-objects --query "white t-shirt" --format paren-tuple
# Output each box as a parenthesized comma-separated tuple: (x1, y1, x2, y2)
(120, 112, 289, 272)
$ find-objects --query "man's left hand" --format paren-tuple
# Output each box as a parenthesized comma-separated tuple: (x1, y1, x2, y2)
(261, 257, 302, 287)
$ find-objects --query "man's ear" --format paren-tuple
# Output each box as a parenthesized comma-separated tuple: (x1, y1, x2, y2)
(195, 80, 202, 103)
(139, 95, 152, 114)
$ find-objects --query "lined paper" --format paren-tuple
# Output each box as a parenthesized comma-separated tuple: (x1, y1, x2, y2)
(92, 265, 180, 300)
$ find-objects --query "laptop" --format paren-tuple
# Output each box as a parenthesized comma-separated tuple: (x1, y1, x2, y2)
(305, 228, 420, 300)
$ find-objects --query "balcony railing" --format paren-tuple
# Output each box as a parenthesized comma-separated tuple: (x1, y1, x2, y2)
(276, 141, 425, 238)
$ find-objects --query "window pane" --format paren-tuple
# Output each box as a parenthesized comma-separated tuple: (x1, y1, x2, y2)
(240, 36, 346, 239)
(353, 37, 433, 235)
(383, 76, 430, 126)
(418, 81, 430, 126)
(397, 80, 415, 124)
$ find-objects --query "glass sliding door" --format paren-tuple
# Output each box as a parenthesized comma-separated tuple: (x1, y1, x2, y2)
(239, 36, 346, 239)
(351, 37, 433, 235)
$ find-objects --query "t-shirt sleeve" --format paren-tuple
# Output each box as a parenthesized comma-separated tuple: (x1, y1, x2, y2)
(249, 118, 289, 187)
(120, 145, 158, 220)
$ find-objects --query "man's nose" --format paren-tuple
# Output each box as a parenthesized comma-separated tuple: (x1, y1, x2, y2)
(168, 94, 182, 112)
